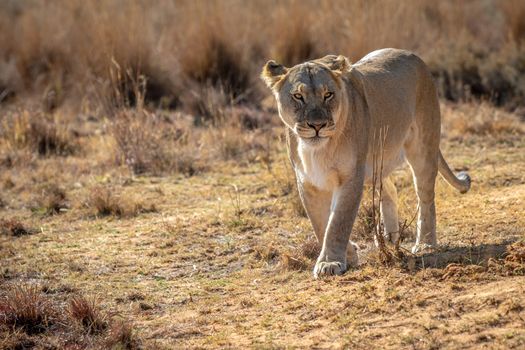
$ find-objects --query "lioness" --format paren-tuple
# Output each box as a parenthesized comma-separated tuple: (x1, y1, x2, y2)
(261, 48, 471, 278)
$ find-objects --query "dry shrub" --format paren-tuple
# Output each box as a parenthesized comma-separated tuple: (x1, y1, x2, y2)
(278, 238, 321, 271)
(442, 102, 525, 137)
(112, 110, 201, 176)
(268, 3, 319, 67)
(427, 40, 525, 107)
(0, 285, 56, 335)
(0, 218, 35, 236)
(102, 58, 178, 112)
(1, 1, 525, 109)
(354, 199, 376, 241)
(299, 237, 321, 261)
(69, 295, 108, 334)
(280, 252, 309, 271)
(179, 35, 250, 99)
(0, 283, 142, 348)
(182, 84, 231, 126)
(105, 320, 140, 350)
(0, 331, 36, 350)
(280, 239, 321, 271)
(253, 238, 319, 271)
(34, 183, 68, 215)
(0, 111, 77, 157)
(253, 241, 280, 263)
(88, 186, 156, 218)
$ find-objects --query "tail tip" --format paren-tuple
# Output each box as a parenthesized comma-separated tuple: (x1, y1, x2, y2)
(457, 171, 471, 194)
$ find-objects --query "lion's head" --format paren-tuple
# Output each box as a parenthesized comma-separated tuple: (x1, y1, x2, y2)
(261, 55, 351, 147)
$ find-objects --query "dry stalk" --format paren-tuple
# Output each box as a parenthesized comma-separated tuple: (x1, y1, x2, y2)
(370, 126, 403, 265)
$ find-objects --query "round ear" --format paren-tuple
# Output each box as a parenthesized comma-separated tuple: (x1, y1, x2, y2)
(261, 60, 288, 89)
(316, 55, 351, 72)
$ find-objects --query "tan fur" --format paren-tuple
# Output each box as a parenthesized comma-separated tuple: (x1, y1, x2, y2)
(261, 49, 471, 278)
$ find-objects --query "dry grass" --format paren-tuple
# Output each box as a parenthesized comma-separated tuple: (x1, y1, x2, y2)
(0, 1, 524, 348)
(0, 285, 55, 335)
(0, 111, 77, 157)
(105, 319, 140, 350)
(69, 295, 108, 334)
(111, 109, 201, 176)
(0, 218, 35, 237)
(1, 1, 525, 110)
(87, 186, 157, 218)
(442, 102, 525, 138)
(0, 284, 142, 349)
(33, 183, 68, 215)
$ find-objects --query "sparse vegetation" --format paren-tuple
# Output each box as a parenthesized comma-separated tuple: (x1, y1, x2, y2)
(0, 284, 141, 349)
(0, 285, 55, 335)
(88, 186, 157, 218)
(69, 295, 108, 334)
(0, 219, 35, 237)
(34, 183, 68, 215)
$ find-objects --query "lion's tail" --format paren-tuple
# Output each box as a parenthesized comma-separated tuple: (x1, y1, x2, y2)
(438, 150, 471, 194)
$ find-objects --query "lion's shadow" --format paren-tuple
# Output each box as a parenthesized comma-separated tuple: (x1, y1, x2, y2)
(403, 240, 515, 271)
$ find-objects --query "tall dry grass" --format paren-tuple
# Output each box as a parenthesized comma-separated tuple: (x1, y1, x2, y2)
(0, 0, 524, 178)
(1, 0, 524, 110)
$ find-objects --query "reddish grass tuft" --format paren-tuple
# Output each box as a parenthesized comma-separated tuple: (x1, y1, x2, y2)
(0, 218, 35, 236)
(0, 285, 56, 334)
(68, 295, 108, 334)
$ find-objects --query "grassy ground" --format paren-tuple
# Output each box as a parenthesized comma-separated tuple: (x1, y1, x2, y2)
(1, 101, 524, 348)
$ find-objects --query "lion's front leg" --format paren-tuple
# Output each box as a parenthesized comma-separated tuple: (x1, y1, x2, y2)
(313, 173, 365, 278)
(297, 182, 332, 243)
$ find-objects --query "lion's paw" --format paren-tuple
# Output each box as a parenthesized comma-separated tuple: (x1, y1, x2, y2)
(313, 260, 346, 279)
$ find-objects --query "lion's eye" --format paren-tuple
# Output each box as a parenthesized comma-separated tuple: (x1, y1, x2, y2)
(293, 93, 304, 101)
(324, 92, 334, 101)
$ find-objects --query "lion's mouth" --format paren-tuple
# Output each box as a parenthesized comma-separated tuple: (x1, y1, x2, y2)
(295, 123, 336, 140)
(300, 135, 329, 146)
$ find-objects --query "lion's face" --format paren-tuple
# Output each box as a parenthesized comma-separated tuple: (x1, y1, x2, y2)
(261, 55, 349, 147)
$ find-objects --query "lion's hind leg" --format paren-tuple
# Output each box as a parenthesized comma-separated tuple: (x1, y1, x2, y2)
(405, 142, 438, 254)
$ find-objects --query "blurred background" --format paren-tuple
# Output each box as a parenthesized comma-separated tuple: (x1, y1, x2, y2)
(1, 0, 525, 111)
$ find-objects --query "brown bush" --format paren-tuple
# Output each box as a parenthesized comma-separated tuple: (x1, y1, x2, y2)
(442, 102, 525, 137)
(105, 320, 140, 350)
(69, 295, 108, 334)
(179, 35, 250, 99)
(88, 186, 156, 218)
(0, 285, 56, 335)
(112, 110, 201, 176)
(1, 0, 524, 110)
(0, 112, 77, 157)
(0, 218, 35, 236)
(34, 183, 68, 215)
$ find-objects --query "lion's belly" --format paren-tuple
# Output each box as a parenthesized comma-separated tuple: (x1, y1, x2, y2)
(364, 150, 406, 183)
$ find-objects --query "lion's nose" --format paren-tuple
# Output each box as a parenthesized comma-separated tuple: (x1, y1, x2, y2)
(307, 121, 327, 132)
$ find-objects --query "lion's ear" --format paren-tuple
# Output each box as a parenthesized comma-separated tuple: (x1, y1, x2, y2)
(261, 60, 288, 89)
(317, 55, 350, 72)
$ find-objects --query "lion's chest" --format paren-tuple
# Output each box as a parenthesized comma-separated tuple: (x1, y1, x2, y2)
(296, 149, 341, 191)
